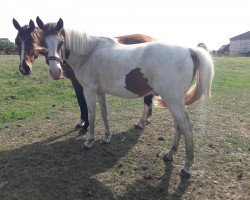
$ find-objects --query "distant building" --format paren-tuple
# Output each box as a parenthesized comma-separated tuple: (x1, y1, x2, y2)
(229, 31, 250, 56)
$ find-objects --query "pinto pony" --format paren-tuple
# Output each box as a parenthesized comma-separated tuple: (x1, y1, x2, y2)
(36, 17, 214, 178)
(12, 18, 156, 133)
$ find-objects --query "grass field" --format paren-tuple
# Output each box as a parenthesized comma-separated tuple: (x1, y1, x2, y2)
(0, 55, 249, 199)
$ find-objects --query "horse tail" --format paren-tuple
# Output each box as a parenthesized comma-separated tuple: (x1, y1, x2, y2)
(153, 96, 166, 108)
(185, 48, 214, 105)
(154, 48, 214, 108)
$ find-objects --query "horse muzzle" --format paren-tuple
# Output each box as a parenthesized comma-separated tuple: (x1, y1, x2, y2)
(19, 63, 31, 75)
(49, 60, 63, 80)
(47, 56, 63, 80)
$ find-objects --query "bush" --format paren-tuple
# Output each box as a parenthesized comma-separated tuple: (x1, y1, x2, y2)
(0, 38, 17, 55)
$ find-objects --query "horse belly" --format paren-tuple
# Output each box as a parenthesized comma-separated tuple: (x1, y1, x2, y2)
(100, 79, 141, 98)
(109, 88, 140, 98)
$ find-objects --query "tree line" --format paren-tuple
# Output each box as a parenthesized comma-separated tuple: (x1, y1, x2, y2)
(0, 38, 17, 55)
(0, 38, 218, 56)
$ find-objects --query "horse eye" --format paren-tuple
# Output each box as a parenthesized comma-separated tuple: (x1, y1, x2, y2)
(58, 41, 64, 49)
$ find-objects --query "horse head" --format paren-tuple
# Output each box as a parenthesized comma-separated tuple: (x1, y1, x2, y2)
(36, 16, 64, 80)
(13, 18, 43, 75)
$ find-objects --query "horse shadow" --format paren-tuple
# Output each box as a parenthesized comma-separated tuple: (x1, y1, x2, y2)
(0, 127, 140, 199)
(117, 161, 191, 200)
(0, 126, 190, 199)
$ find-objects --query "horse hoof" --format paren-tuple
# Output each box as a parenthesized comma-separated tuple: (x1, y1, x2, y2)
(163, 154, 173, 162)
(134, 124, 143, 129)
(180, 169, 191, 179)
(75, 124, 83, 129)
(101, 137, 111, 144)
(83, 138, 94, 150)
(83, 142, 92, 150)
(78, 128, 88, 135)
(83, 144, 91, 151)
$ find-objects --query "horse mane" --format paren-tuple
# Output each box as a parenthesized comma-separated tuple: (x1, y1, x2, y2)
(32, 28, 42, 44)
(32, 27, 47, 53)
(64, 27, 92, 55)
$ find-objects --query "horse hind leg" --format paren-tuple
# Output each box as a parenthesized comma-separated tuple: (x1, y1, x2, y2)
(163, 120, 182, 161)
(164, 100, 194, 178)
(134, 94, 153, 129)
(180, 112, 194, 178)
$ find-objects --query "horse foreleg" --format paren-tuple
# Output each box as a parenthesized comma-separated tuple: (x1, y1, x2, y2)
(98, 94, 111, 144)
(134, 94, 153, 129)
(83, 88, 97, 149)
(71, 80, 89, 134)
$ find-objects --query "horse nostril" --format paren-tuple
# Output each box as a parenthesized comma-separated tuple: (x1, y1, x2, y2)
(26, 70, 31, 75)
(23, 64, 31, 75)
(19, 64, 31, 75)
(19, 65, 25, 74)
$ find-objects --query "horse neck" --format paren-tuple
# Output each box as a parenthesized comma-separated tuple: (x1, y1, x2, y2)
(64, 27, 96, 56)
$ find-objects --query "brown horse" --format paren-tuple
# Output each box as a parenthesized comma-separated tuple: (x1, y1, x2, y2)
(13, 18, 156, 134)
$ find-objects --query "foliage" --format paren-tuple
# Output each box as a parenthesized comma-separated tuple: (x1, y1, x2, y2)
(0, 38, 17, 55)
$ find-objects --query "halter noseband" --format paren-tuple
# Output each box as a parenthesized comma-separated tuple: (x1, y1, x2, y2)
(46, 56, 63, 65)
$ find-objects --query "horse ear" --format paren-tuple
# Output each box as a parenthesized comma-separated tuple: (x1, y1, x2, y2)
(36, 16, 44, 30)
(55, 18, 64, 31)
(29, 19, 35, 32)
(13, 18, 21, 30)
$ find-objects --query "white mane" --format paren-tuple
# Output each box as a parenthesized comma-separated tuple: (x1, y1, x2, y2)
(64, 27, 92, 55)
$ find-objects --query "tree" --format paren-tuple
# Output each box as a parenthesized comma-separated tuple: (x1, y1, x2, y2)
(197, 42, 208, 51)
(0, 38, 17, 55)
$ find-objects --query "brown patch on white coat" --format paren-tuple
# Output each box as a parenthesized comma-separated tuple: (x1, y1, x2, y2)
(125, 68, 153, 97)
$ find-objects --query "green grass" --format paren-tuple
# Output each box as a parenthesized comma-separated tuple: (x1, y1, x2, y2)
(0, 55, 77, 125)
(213, 57, 250, 97)
(0, 55, 249, 199)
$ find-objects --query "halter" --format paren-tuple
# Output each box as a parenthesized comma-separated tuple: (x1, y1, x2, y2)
(46, 56, 63, 65)
(45, 38, 65, 65)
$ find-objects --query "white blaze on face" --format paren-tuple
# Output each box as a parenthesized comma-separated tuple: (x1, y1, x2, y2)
(46, 35, 63, 80)
(20, 40, 25, 73)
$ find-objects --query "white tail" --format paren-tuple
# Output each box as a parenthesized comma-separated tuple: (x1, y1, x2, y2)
(154, 48, 214, 107)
